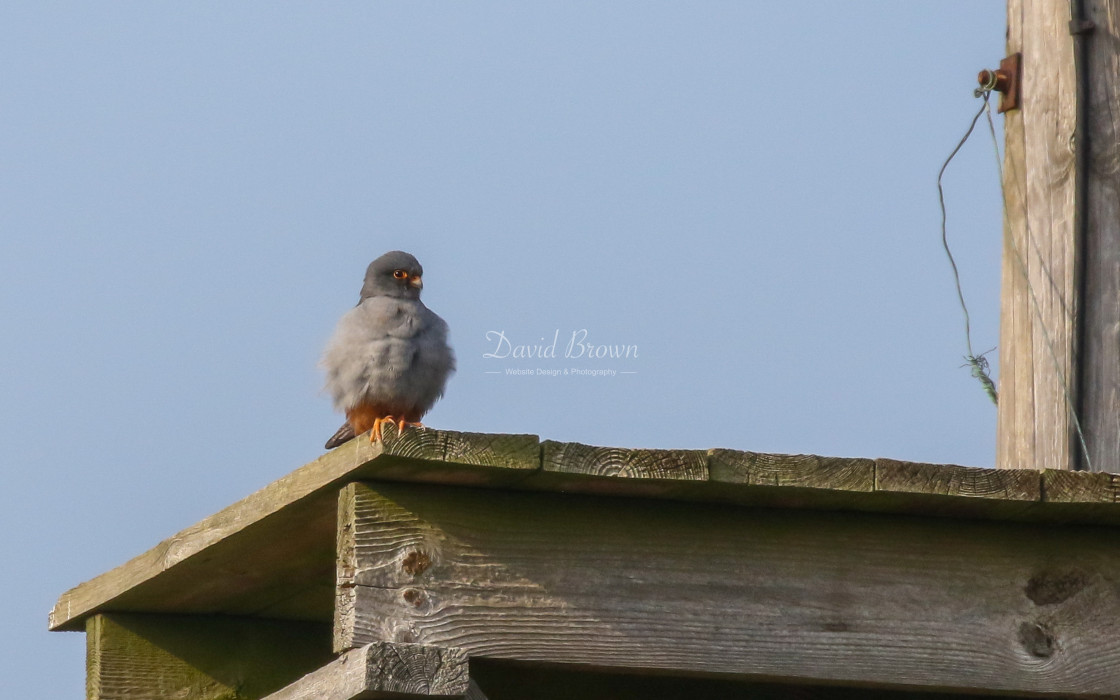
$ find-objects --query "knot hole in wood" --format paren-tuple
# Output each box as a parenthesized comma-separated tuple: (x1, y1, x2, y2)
(1025, 567, 1089, 606)
(1017, 621, 1056, 659)
(401, 550, 432, 577)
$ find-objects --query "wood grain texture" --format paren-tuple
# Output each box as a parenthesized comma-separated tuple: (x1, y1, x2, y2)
(875, 459, 1039, 500)
(535, 440, 708, 500)
(998, 0, 1081, 471)
(1044, 468, 1120, 503)
(52, 433, 1120, 639)
(464, 659, 1048, 700)
(702, 450, 877, 515)
(872, 459, 1041, 522)
(541, 440, 707, 480)
(709, 450, 874, 491)
(336, 482, 1120, 697)
(87, 613, 333, 700)
(370, 426, 540, 477)
(1078, 0, 1120, 472)
(51, 430, 538, 631)
(262, 642, 469, 700)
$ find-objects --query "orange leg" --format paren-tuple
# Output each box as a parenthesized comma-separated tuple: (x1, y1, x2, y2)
(347, 404, 390, 443)
(371, 416, 400, 443)
(383, 417, 426, 440)
(396, 417, 427, 433)
(346, 404, 424, 443)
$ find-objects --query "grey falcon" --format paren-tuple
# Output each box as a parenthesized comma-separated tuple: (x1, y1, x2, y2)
(321, 250, 455, 448)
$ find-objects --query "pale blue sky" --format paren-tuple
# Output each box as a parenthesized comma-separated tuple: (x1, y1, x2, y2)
(2, 3, 1007, 696)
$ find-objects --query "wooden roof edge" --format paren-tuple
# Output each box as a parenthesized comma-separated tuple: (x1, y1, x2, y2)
(50, 427, 1120, 632)
(48, 428, 541, 632)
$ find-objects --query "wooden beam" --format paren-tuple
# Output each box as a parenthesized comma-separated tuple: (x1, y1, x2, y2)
(874, 458, 1039, 513)
(534, 440, 709, 501)
(465, 659, 1046, 700)
(709, 450, 874, 490)
(51, 435, 1120, 637)
(335, 481, 1120, 697)
(1076, 0, 1120, 472)
(998, 0, 1080, 471)
(999, 0, 1120, 471)
(541, 440, 707, 480)
(86, 613, 333, 700)
(709, 452, 1050, 523)
(261, 642, 470, 700)
(50, 429, 539, 631)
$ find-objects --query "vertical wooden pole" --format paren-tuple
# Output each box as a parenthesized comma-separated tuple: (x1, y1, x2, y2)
(1076, 1, 1120, 472)
(998, 0, 1080, 470)
(998, 0, 1120, 472)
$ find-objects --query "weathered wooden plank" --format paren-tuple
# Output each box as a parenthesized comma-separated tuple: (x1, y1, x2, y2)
(875, 458, 1040, 500)
(535, 440, 707, 500)
(261, 642, 469, 700)
(702, 450, 877, 513)
(1078, 0, 1120, 473)
(871, 459, 1040, 521)
(710, 450, 874, 490)
(1040, 469, 1120, 524)
(50, 430, 1120, 640)
(541, 440, 706, 479)
(336, 481, 1120, 697)
(87, 613, 333, 700)
(366, 426, 540, 475)
(998, 0, 1081, 471)
(51, 429, 539, 631)
(465, 659, 1044, 700)
(1044, 468, 1119, 503)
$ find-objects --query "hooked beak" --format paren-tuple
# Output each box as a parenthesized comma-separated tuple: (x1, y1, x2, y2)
(409, 274, 423, 290)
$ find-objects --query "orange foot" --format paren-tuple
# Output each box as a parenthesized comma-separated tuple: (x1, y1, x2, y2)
(370, 416, 395, 443)
(369, 416, 425, 442)
(397, 418, 424, 434)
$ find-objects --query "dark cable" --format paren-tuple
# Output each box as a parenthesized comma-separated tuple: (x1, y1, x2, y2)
(937, 91, 998, 405)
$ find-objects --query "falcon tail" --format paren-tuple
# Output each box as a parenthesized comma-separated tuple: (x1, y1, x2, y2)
(324, 422, 355, 450)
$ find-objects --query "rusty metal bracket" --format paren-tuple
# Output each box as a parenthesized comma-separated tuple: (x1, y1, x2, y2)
(1069, 18, 1096, 35)
(977, 52, 1021, 113)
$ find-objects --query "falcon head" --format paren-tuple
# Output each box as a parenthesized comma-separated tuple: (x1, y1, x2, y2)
(360, 250, 425, 301)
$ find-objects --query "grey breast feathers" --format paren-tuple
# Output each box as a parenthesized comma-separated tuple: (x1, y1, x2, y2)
(321, 296, 455, 415)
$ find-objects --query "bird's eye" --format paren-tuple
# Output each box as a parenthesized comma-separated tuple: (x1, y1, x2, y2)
(393, 270, 408, 280)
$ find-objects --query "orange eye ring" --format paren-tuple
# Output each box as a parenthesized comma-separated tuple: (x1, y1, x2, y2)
(392, 269, 408, 280)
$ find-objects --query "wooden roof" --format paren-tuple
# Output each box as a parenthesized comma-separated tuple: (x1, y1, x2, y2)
(50, 427, 1120, 632)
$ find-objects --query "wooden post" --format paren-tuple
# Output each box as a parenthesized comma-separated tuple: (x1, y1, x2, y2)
(998, 0, 1120, 472)
(86, 614, 333, 700)
(1076, 1, 1120, 472)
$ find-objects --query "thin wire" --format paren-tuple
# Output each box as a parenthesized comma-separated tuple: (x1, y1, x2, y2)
(937, 92, 999, 405)
(981, 97, 1094, 472)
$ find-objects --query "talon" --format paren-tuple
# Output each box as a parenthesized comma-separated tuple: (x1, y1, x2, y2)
(370, 416, 396, 443)
(395, 419, 425, 435)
